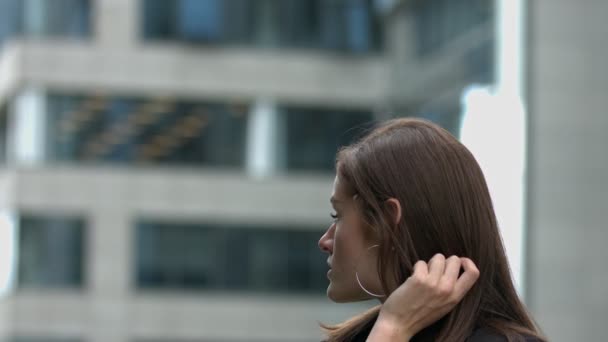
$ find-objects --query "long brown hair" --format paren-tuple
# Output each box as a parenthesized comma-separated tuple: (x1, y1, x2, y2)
(321, 118, 545, 342)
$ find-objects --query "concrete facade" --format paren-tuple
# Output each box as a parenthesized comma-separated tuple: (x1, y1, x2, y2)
(0, 0, 384, 340)
(1, 168, 373, 341)
(0, 0, 556, 342)
(526, 1, 608, 341)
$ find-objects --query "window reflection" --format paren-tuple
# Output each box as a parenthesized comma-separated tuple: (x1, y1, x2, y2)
(413, 0, 493, 56)
(284, 107, 374, 171)
(136, 221, 327, 293)
(141, 0, 383, 53)
(17, 215, 85, 289)
(0, 0, 90, 49)
(47, 94, 249, 168)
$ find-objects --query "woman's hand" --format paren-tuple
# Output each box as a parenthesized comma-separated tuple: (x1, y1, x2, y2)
(368, 254, 480, 341)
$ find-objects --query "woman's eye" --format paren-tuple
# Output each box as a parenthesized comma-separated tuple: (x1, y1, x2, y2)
(330, 213, 339, 221)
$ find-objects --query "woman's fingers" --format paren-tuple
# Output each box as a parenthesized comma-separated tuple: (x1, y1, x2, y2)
(442, 255, 462, 282)
(427, 253, 446, 284)
(409, 255, 478, 303)
(452, 257, 480, 300)
(429, 255, 461, 301)
(412, 259, 429, 280)
(375, 256, 480, 339)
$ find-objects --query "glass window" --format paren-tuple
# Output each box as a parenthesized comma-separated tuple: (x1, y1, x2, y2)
(284, 107, 374, 171)
(413, 0, 493, 56)
(392, 0, 495, 136)
(141, 0, 176, 40)
(42, 0, 91, 37)
(142, 0, 255, 44)
(46, 94, 249, 168)
(141, 0, 382, 53)
(135, 221, 327, 294)
(274, 0, 383, 52)
(0, 0, 23, 48)
(463, 38, 494, 84)
(43, 93, 375, 172)
(276, 0, 321, 48)
(316, 0, 381, 53)
(0, 0, 90, 49)
(17, 215, 86, 289)
(177, 0, 223, 42)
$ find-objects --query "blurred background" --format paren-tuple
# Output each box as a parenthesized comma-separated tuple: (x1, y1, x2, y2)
(0, 0, 605, 341)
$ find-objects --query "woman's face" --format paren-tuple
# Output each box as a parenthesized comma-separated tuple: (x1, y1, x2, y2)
(318, 175, 383, 303)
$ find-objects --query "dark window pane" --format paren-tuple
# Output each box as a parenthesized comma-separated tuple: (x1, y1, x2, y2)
(247, 230, 289, 290)
(413, 0, 492, 56)
(287, 231, 328, 291)
(177, 0, 222, 42)
(0, 0, 90, 43)
(345, 0, 373, 52)
(46, 94, 249, 168)
(142, 0, 255, 44)
(285, 107, 374, 171)
(140, 0, 382, 53)
(280, 0, 382, 52)
(0, 0, 23, 48)
(220, 0, 255, 44)
(44, 0, 91, 37)
(136, 221, 327, 294)
(278, 0, 320, 48)
(464, 37, 494, 83)
(137, 223, 223, 288)
(142, 0, 177, 39)
(1, 0, 89, 51)
(17, 215, 85, 288)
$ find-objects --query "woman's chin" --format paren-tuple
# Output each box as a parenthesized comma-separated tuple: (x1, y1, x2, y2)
(327, 283, 348, 303)
(327, 291, 348, 303)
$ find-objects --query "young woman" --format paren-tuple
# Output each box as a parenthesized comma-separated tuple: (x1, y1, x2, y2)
(318, 118, 546, 341)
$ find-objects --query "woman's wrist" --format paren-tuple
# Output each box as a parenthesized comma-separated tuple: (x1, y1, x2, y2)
(367, 312, 413, 341)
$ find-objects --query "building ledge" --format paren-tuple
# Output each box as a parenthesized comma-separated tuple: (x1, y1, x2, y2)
(0, 39, 389, 108)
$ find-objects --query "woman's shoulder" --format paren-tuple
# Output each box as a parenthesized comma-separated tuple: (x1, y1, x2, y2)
(467, 328, 543, 342)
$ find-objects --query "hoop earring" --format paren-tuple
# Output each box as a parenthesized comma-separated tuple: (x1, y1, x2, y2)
(355, 244, 386, 298)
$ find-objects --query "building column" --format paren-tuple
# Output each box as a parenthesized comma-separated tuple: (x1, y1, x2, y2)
(526, 0, 608, 340)
(87, 207, 132, 342)
(7, 87, 47, 166)
(246, 98, 283, 178)
(96, 0, 138, 48)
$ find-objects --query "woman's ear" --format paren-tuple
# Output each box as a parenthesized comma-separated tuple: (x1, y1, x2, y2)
(385, 198, 402, 226)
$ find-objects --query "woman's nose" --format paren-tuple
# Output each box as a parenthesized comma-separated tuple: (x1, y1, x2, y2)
(318, 236, 331, 254)
(318, 224, 334, 254)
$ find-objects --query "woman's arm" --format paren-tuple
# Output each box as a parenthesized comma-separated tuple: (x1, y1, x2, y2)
(367, 255, 480, 341)
(367, 313, 414, 341)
